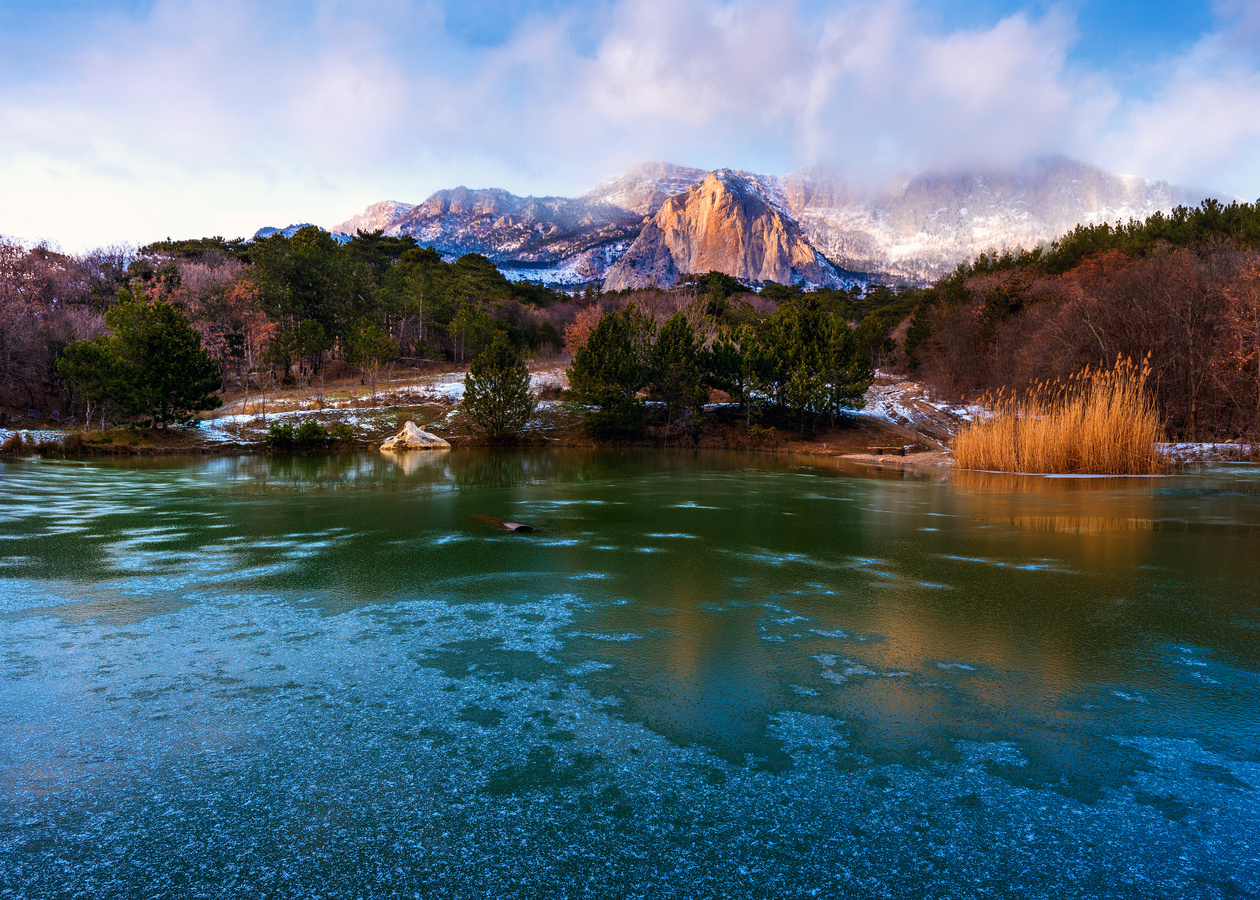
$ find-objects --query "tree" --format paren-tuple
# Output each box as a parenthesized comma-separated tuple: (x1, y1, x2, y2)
(744, 296, 871, 433)
(450, 300, 496, 363)
(345, 319, 397, 398)
(462, 335, 537, 439)
(57, 289, 221, 428)
(1221, 256, 1260, 437)
(568, 306, 652, 438)
(648, 312, 706, 431)
(56, 336, 123, 429)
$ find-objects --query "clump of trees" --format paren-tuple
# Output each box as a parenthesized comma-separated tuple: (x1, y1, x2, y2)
(0, 226, 572, 427)
(569, 296, 876, 440)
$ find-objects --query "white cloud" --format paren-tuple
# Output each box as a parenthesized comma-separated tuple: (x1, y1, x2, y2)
(1, 0, 1259, 250)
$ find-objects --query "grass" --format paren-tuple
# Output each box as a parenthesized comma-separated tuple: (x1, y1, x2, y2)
(952, 357, 1168, 475)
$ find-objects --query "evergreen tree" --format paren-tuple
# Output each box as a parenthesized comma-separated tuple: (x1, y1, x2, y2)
(345, 319, 397, 397)
(58, 289, 222, 428)
(569, 306, 651, 438)
(462, 335, 536, 439)
(648, 312, 707, 431)
(742, 296, 872, 433)
(56, 335, 125, 429)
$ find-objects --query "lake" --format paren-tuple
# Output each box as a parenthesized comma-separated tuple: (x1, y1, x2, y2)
(1, 450, 1257, 898)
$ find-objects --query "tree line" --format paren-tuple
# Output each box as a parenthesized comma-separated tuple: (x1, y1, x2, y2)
(0, 227, 574, 426)
(1, 222, 911, 434)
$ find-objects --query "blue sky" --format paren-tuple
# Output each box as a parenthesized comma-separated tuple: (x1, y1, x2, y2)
(2, 0, 1258, 249)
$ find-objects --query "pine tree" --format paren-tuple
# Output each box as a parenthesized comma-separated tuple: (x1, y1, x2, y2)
(648, 312, 706, 431)
(568, 306, 650, 438)
(462, 335, 536, 439)
(58, 289, 222, 428)
(345, 319, 397, 398)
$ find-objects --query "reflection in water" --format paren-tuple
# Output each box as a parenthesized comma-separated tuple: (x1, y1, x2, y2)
(0, 452, 1258, 898)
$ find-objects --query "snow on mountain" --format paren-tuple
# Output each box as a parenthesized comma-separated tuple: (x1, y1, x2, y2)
(578, 162, 708, 217)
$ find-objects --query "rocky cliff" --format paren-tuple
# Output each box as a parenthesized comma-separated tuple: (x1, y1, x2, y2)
(381, 187, 641, 281)
(603, 170, 846, 290)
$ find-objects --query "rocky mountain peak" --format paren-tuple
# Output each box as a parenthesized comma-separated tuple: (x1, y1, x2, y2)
(602, 169, 845, 291)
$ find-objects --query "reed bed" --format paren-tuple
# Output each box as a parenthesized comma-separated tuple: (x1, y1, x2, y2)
(953, 357, 1168, 475)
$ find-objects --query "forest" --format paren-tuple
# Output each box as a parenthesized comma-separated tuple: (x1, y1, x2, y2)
(0, 226, 906, 435)
(904, 198, 1260, 440)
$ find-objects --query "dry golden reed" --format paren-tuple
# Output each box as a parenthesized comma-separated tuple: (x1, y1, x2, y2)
(953, 357, 1168, 475)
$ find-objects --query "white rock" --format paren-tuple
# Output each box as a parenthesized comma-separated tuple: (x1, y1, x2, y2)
(380, 421, 450, 451)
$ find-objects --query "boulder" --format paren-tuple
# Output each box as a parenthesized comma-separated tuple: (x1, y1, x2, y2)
(380, 421, 451, 451)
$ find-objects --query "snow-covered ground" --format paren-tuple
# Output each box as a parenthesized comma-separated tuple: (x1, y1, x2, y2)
(1160, 442, 1257, 463)
(851, 375, 978, 450)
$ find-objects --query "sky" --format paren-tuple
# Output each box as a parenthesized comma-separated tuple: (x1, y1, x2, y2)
(2, 0, 1259, 251)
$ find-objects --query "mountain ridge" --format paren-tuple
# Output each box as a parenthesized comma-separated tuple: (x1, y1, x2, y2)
(297, 157, 1220, 288)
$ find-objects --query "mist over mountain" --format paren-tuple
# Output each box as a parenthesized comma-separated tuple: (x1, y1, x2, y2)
(782, 157, 1214, 282)
(302, 156, 1219, 288)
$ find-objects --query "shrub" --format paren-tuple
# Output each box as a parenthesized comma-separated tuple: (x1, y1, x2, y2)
(952, 357, 1167, 474)
(1, 432, 25, 455)
(330, 423, 356, 442)
(267, 422, 295, 448)
(294, 420, 330, 445)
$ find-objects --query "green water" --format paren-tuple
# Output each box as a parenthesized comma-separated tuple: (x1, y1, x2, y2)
(1, 450, 1257, 898)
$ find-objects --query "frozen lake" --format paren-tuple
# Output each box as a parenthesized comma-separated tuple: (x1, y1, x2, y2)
(1, 451, 1257, 898)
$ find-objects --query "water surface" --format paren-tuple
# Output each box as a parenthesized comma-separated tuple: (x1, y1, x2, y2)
(1, 451, 1258, 898)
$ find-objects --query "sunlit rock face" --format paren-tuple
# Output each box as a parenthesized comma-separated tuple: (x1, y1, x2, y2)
(603, 170, 845, 291)
(781, 156, 1215, 283)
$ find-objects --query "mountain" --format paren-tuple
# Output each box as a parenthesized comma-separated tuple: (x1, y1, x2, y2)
(270, 157, 1216, 287)
(332, 201, 415, 238)
(780, 156, 1211, 281)
(578, 161, 708, 216)
(378, 186, 643, 284)
(603, 170, 848, 290)
(253, 223, 317, 240)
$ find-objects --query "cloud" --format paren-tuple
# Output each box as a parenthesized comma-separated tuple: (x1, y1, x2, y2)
(1099, 3, 1260, 197)
(1, 0, 1258, 250)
